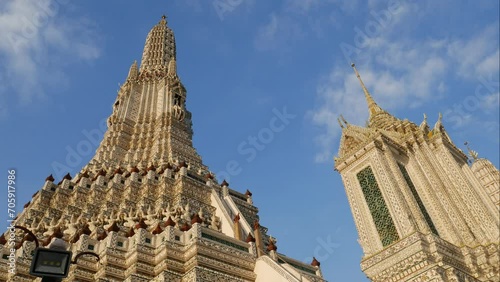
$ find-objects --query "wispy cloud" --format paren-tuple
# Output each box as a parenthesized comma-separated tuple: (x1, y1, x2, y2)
(447, 24, 500, 78)
(254, 0, 340, 50)
(0, 0, 101, 115)
(309, 20, 499, 163)
(254, 13, 305, 51)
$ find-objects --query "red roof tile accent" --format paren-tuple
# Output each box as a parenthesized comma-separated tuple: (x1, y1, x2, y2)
(135, 218, 148, 229)
(180, 222, 191, 231)
(97, 231, 108, 241)
(246, 233, 256, 243)
(107, 221, 120, 232)
(267, 240, 277, 252)
(165, 216, 176, 227)
(191, 214, 203, 225)
(253, 221, 260, 231)
(311, 257, 321, 267)
(125, 228, 135, 238)
(45, 174, 55, 182)
(152, 223, 163, 234)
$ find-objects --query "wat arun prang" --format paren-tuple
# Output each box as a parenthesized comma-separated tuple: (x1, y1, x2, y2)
(0, 16, 326, 282)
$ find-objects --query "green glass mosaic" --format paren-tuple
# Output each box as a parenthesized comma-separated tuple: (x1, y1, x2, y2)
(397, 163, 439, 235)
(357, 166, 399, 247)
(201, 232, 248, 252)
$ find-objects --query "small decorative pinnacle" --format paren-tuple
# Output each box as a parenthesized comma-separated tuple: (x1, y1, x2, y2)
(246, 233, 256, 243)
(0, 233, 6, 245)
(191, 213, 203, 225)
(340, 114, 348, 125)
(97, 231, 108, 241)
(165, 216, 176, 227)
(152, 223, 163, 235)
(45, 174, 55, 182)
(245, 189, 252, 197)
(135, 218, 148, 230)
(253, 220, 260, 230)
(464, 141, 479, 161)
(180, 222, 191, 231)
(221, 179, 229, 187)
(266, 239, 278, 252)
(107, 221, 120, 233)
(337, 117, 344, 129)
(311, 257, 321, 267)
(63, 173, 72, 180)
(125, 228, 135, 238)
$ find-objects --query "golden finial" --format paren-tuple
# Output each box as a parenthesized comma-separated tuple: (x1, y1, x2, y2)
(351, 63, 379, 115)
(464, 142, 479, 161)
(160, 14, 167, 24)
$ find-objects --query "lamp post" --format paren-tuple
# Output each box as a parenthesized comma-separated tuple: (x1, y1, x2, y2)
(13, 225, 99, 281)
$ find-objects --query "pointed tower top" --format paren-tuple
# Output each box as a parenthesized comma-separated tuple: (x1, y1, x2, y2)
(140, 14, 176, 72)
(351, 63, 383, 115)
(350, 63, 404, 131)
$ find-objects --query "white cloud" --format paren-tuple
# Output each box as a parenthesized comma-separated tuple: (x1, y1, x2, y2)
(447, 23, 499, 78)
(254, 13, 304, 51)
(310, 20, 498, 163)
(255, 0, 341, 50)
(0, 0, 101, 112)
(479, 92, 500, 112)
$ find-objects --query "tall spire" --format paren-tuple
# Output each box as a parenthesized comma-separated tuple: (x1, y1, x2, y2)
(350, 63, 404, 131)
(140, 15, 176, 72)
(351, 63, 383, 115)
(86, 16, 204, 172)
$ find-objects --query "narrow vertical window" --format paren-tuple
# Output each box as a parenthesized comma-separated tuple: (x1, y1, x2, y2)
(397, 163, 439, 235)
(357, 166, 399, 247)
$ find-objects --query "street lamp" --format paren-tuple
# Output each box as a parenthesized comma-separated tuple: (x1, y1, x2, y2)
(30, 248, 72, 279)
(13, 225, 99, 282)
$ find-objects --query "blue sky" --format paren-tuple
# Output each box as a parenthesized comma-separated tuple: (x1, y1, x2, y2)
(0, 1, 498, 281)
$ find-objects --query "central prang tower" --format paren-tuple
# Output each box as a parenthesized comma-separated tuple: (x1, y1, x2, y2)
(90, 15, 204, 172)
(1, 16, 326, 282)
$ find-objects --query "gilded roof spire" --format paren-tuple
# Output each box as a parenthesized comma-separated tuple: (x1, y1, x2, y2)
(351, 63, 382, 115)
